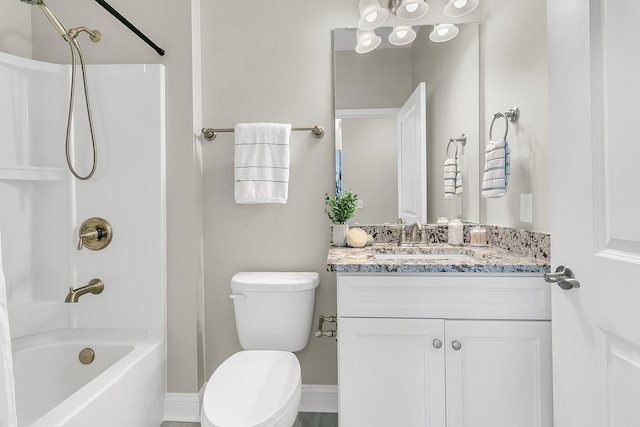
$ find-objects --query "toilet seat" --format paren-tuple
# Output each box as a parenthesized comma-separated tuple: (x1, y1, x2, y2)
(201, 350, 301, 427)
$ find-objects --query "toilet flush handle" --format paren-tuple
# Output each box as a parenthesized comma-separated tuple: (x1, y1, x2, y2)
(229, 294, 246, 302)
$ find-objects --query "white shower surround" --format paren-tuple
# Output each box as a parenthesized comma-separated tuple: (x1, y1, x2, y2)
(0, 51, 166, 426)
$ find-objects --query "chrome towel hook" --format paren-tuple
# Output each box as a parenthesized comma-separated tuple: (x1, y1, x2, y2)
(489, 106, 520, 141)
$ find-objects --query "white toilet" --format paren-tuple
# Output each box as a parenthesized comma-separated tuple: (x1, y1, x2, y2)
(201, 272, 320, 427)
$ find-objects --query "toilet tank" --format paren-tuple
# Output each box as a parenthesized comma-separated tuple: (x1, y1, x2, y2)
(230, 272, 320, 352)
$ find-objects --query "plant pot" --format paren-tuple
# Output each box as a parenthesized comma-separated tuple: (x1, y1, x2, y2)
(332, 224, 349, 247)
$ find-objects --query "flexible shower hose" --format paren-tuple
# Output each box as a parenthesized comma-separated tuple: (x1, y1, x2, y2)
(64, 38, 97, 180)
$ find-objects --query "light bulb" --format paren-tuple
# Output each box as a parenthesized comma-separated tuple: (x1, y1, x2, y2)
(356, 28, 382, 53)
(444, 0, 478, 17)
(405, 3, 419, 12)
(389, 26, 416, 45)
(429, 23, 458, 42)
(365, 11, 378, 23)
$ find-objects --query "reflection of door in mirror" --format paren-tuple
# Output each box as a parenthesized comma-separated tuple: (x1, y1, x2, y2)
(397, 82, 427, 224)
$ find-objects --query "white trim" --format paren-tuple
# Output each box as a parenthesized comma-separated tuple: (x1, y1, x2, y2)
(164, 392, 201, 422)
(165, 384, 338, 421)
(300, 384, 339, 413)
(335, 108, 399, 119)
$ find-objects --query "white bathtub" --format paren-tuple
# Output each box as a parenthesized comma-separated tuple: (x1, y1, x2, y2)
(11, 328, 165, 427)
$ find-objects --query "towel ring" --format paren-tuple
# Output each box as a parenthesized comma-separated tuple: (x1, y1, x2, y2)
(447, 139, 457, 157)
(489, 106, 520, 141)
(489, 113, 509, 141)
(446, 139, 459, 158)
(446, 134, 466, 158)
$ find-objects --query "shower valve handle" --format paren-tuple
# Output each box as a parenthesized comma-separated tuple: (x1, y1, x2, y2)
(77, 229, 101, 250)
(77, 218, 113, 251)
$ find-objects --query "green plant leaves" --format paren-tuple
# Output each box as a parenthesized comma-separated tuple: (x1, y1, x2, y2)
(324, 190, 358, 224)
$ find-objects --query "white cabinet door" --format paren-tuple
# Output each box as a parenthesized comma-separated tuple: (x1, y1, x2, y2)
(445, 320, 553, 427)
(338, 317, 445, 427)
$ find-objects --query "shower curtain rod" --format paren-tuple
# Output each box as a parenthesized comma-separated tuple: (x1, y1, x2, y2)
(93, 0, 165, 56)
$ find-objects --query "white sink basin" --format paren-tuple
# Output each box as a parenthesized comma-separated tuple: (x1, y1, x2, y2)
(371, 246, 483, 262)
(373, 252, 474, 261)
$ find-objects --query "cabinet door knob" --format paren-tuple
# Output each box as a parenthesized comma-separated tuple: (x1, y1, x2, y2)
(451, 340, 462, 351)
(433, 339, 443, 349)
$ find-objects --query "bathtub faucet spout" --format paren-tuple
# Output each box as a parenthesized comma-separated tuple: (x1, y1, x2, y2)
(65, 278, 104, 303)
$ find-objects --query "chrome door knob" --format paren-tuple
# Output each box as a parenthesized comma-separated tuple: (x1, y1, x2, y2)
(452, 340, 462, 351)
(544, 265, 581, 290)
(433, 339, 443, 349)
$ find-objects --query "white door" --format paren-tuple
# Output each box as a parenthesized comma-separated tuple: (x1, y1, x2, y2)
(338, 317, 445, 427)
(397, 82, 427, 223)
(445, 320, 553, 427)
(548, 1, 640, 426)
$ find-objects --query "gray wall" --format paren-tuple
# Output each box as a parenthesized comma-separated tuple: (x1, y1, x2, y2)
(335, 47, 413, 109)
(200, 0, 358, 386)
(0, 0, 31, 57)
(481, 0, 549, 231)
(412, 24, 480, 224)
(341, 116, 398, 224)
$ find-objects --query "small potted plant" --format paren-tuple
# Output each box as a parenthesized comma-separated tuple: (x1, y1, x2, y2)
(324, 190, 358, 246)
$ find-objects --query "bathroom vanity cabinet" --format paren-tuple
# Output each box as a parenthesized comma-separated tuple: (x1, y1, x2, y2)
(337, 274, 553, 427)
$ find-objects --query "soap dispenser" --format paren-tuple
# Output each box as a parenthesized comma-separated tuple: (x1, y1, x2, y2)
(448, 219, 464, 246)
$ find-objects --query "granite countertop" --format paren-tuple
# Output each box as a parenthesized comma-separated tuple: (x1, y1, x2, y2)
(327, 243, 550, 274)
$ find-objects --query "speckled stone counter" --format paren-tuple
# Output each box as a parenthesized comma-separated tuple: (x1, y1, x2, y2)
(327, 243, 550, 274)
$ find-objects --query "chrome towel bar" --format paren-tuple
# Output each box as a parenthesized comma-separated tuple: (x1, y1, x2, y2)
(201, 125, 325, 141)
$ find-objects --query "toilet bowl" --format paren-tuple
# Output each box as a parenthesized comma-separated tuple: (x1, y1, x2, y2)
(201, 351, 301, 427)
(201, 272, 319, 427)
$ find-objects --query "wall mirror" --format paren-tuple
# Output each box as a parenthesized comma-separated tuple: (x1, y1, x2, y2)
(334, 23, 480, 225)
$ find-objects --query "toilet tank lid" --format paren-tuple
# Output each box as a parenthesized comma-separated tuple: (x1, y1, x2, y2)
(231, 272, 319, 292)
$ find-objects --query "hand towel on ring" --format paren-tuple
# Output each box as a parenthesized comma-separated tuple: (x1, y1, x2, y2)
(481, 137, 511, 198)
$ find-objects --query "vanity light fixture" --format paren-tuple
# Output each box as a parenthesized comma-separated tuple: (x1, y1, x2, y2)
(355, 29, 382, 53)
(354, 0, 472, 53)
(429, 23, 459, 42)
(443, 0, 479, 17)
(388, 25, 417, 46)
(358, 0, 389, 31)
(358, 0, 479, 30)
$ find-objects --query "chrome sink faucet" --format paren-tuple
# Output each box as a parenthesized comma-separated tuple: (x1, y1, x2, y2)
(410, 221, 423, 243)
(65, 278, 104, 303)
(397, 219, 428, 246)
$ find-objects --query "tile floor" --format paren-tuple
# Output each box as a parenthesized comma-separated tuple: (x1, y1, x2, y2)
(160, 412, 338, 427)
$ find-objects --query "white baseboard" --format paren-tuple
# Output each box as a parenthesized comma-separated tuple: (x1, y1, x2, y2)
(164, 392, 201, 422)
(165, 384, 337, 422)
(300, 384, 338, 413)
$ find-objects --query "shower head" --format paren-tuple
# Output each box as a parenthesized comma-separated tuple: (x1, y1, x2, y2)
(21, 0, 69, 40)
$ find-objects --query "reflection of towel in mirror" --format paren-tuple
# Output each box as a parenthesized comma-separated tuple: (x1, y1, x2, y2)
(444, 156, 462, 199)
(234, 123, 291, 204)
(482, 137, 511, 198)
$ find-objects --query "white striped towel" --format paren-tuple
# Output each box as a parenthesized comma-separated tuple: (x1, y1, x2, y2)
(481, 137, 511, 198)
(444, 156, 462, 199)
(234, 123, 292, 204)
